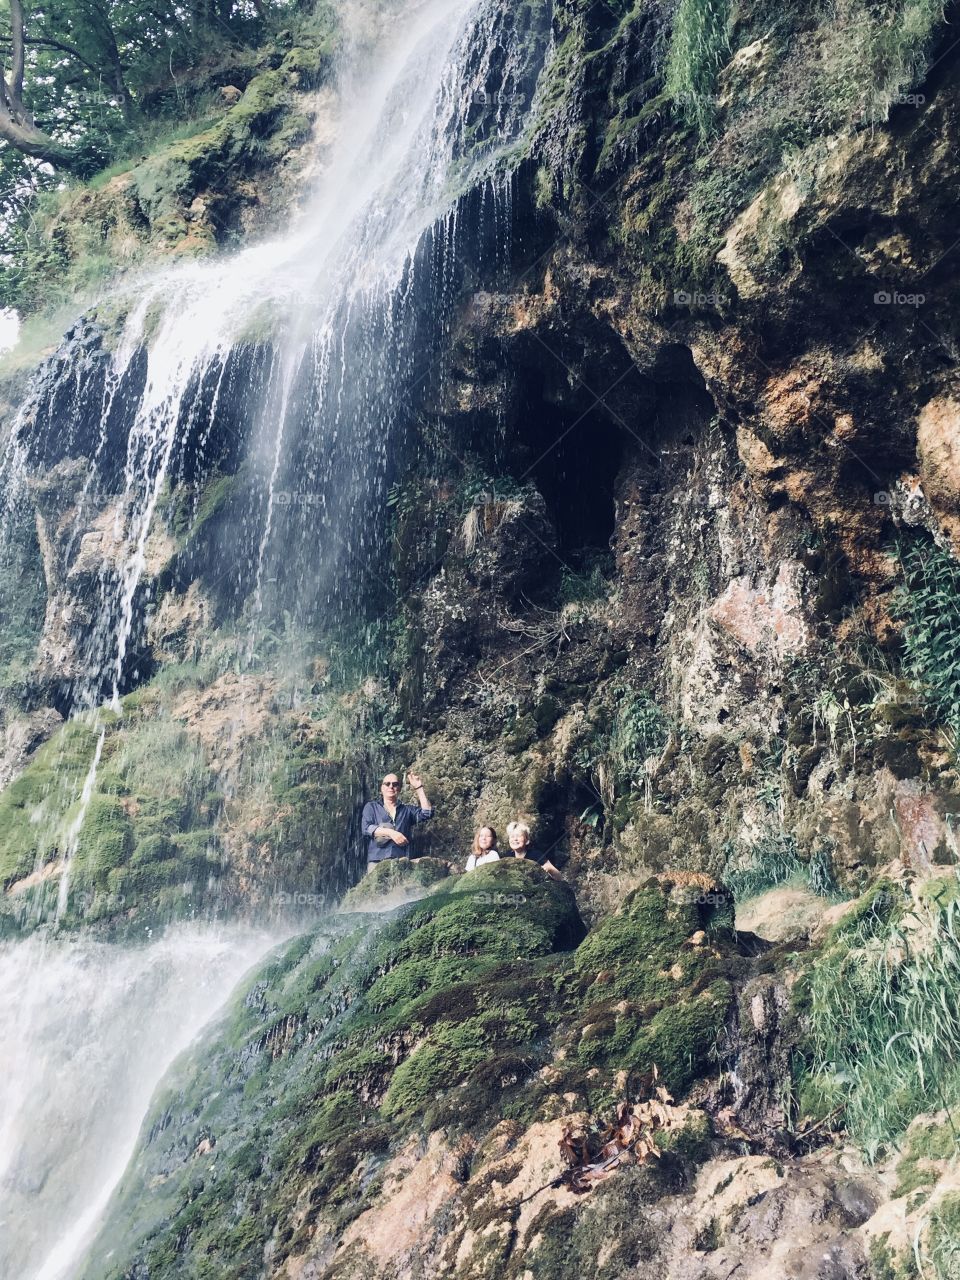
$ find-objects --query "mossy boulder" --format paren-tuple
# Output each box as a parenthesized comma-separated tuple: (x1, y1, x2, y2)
(571, 874, 740, 1094)
(78, 868, 585, 1277)
(340, 856, 451, 911)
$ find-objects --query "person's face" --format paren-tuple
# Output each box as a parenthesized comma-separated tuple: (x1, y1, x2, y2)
(509, 829, 528, 852)
(477, 828, 494, 851)
(381, 776, 400, 802)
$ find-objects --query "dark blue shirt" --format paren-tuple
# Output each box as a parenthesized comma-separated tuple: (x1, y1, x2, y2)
(361, 799, 434, 863)
(513, 850, 550, 868)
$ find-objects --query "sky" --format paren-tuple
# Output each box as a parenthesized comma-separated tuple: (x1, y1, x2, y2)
(0, 310, 21, 353)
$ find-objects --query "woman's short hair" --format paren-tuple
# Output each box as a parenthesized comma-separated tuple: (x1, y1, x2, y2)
(506, 821, 531, 841)
(472, 825, 497, 855)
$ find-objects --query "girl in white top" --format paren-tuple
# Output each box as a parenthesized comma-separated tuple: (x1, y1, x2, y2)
(464, 825, 501, 871)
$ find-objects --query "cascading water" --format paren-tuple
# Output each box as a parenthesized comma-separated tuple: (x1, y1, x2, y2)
(0, 0, 550, 1273)
(0, 925, 281, 1280)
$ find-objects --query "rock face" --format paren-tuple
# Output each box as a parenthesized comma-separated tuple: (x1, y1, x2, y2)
(4, 0, 960, 1273)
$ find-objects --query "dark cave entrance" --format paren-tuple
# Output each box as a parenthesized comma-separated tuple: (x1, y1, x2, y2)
(518, 393, 626, 564)
(506, 341, 717, 572)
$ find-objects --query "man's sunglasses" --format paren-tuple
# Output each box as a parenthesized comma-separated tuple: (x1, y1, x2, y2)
(382, 781, 400, 788)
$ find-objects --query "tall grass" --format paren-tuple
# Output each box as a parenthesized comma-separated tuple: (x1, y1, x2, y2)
(664, 0, 732, 135)
(806, 879, 960, 1159)
(927, 1193, 960, 1279)
(897, 540, 960, 747)
(868, 0, 948, 117)
(724, 834, 839, 901)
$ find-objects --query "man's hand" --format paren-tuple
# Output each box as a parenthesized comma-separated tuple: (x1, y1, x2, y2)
(407, 771, 424, 790)
(390, 831, 409, 846)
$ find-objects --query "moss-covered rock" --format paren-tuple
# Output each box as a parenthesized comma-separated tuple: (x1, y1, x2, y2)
(340, 856, 450, 911)
(569, 874, 739, 1094)
(77, 867, 585, 1277)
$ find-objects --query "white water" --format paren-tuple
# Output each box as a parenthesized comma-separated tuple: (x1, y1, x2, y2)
(0, 924, 282, 1280)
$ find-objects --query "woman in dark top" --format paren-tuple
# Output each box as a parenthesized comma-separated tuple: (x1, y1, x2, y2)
(361, 772, 434, 869)
(506, 821, 561, 880)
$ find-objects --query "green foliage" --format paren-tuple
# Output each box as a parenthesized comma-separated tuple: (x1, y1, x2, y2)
(897, 540, 960, 746)
(1, 4, 339, 315)
(863, 0, 947, 119)
(667, 0, 949, 280)
(723, 833, 839, 902)
(928, 1192, 960, 1279)
(803, 876, 960, 1159)
(612, 690, 669, 775)
(664, 0, 731, 136)
(558, 551, 614, 607)
(574, 683, 670, 807)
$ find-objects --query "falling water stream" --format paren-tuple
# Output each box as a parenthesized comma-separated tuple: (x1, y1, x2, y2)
(0, 925, 282, 1280)
(0, 0, 548, 1273)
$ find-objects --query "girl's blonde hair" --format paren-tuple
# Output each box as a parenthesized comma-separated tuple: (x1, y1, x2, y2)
(472, 825, 497, 855)
(506, 821, 531, 842)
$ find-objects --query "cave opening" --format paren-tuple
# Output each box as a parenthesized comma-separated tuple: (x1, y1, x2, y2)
(519, 395, 626, 564)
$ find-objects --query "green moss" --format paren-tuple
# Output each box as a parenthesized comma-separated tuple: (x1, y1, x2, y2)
(341, 857, 450, 911)
(655, 1106, 713, 1163)
(72, 794, 133, 886)
(896, 1116, 960, 1197)
(573, 877, 733, 1005)
(0, 716, 107, 889)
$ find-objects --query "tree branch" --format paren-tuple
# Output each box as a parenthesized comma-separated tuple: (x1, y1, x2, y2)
(23, 35, 101, 76)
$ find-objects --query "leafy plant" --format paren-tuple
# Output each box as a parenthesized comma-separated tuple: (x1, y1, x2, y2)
(558, 552, 614, 608)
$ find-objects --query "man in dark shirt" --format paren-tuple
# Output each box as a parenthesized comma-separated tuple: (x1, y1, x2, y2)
(361, 772, 434, 870)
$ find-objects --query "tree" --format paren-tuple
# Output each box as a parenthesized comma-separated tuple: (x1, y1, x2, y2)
(0, 0, 78, 167)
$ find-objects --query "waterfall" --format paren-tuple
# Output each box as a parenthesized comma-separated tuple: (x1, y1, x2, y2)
(0, 924, 281, 1280)
(0, 0, 549, 1272)
(0, 0, 547, 923)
